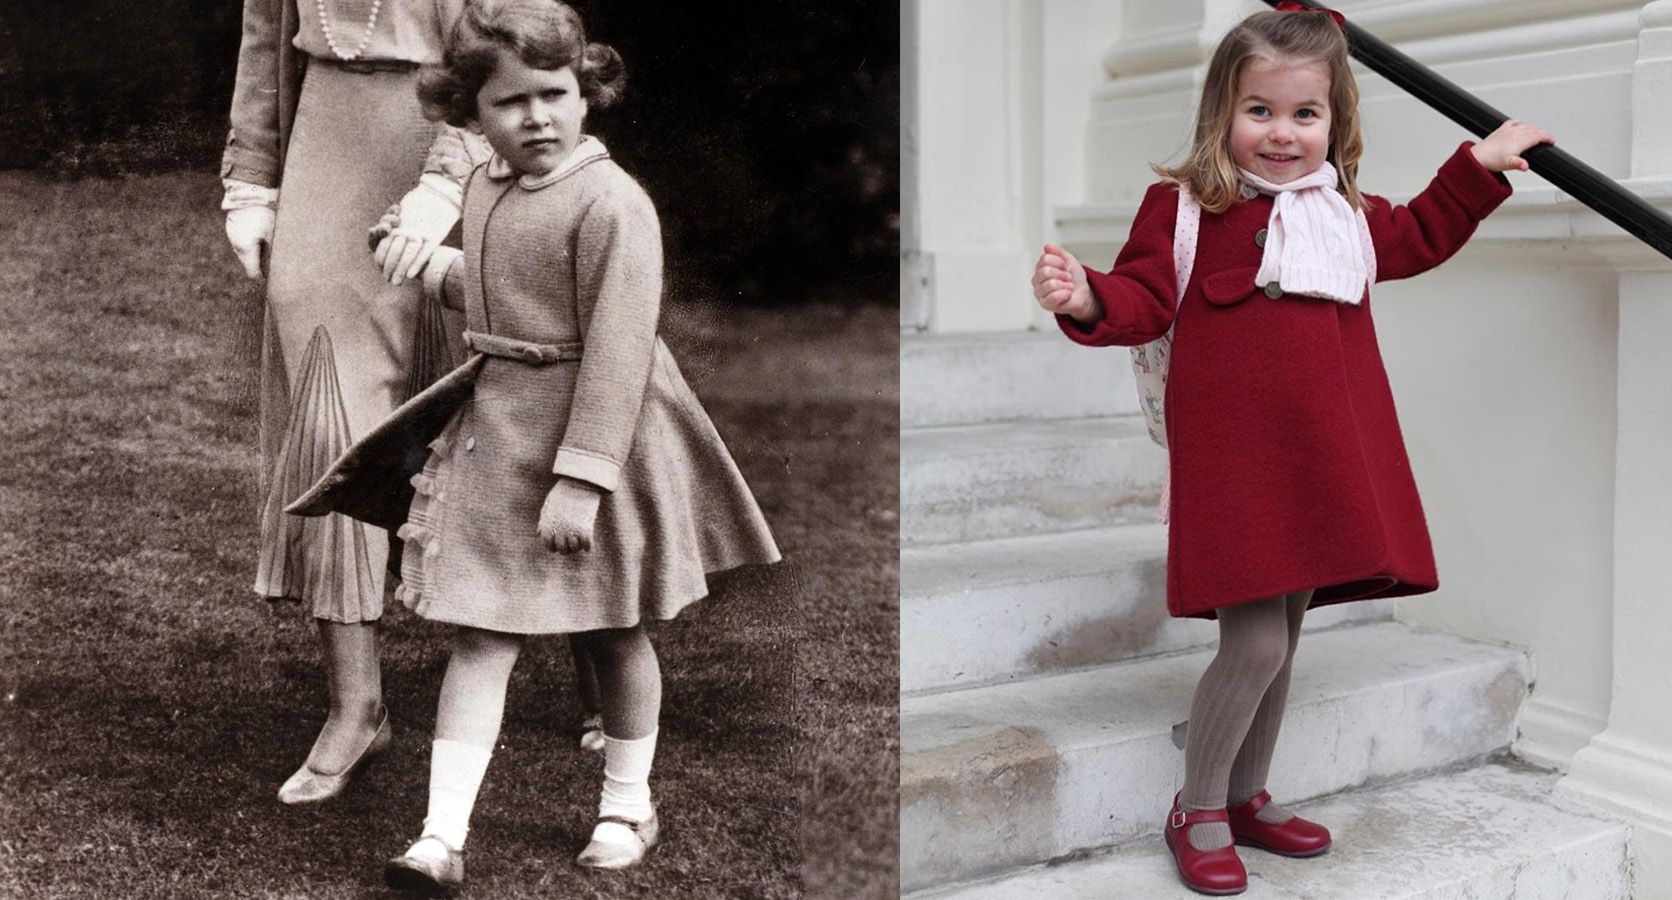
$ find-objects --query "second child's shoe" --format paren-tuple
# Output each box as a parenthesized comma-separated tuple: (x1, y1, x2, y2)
(576, 809, 660, 870)
(385, 834, 465, 895)
(577, 714, 606, 753)
(1228, 790, 1331, 857)
(1163, 795, 1247, 896)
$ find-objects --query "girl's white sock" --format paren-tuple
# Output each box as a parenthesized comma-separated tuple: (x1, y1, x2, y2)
(598, 730, 657, 823)
(423, 739, 493, 850)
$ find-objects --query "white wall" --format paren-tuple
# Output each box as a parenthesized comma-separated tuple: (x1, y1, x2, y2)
(903, 0, 1120, 333)
(1375, 256, 1618, 767)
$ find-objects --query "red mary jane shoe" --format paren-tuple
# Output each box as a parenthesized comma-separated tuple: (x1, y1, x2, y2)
(1227, 790, 1332, 858)
(1164, 795, 1247, 896)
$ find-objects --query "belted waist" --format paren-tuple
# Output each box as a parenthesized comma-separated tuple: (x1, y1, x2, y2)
(313, 57, 421, 75)
(464, 331, 583, 364)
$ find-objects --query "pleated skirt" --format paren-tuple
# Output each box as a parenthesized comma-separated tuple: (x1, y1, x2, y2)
(253, 61, 461, 622)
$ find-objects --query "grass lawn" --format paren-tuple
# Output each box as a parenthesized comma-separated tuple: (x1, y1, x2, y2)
(0, 171, 899, 898)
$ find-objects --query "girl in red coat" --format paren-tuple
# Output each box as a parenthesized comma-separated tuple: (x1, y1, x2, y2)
(1030, 6, 1551, 895)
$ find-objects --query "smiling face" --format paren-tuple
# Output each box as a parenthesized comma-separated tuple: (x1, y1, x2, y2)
(470, 49, 588, 177)
(1228, 55, 1332, 184)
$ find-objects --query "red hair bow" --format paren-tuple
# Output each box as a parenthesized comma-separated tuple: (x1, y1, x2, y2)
(1274, 1, 1346, 28)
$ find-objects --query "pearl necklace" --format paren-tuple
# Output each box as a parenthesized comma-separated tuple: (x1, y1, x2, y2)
(316, 0, 383, 61)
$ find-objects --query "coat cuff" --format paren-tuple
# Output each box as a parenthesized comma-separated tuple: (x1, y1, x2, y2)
(220, 133, 280, 188)
(1053, 271, 1147, 346)
(1437, 141, 1513, 220)
(1055, 311, 1100, 340)
(553, 447, 621, 493)
(423, 247, 465, 310)
(222, 179, 279, 211)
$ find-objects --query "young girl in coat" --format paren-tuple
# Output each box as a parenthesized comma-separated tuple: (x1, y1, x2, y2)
(373, 0, 780, 890)
(1031, 7, 1550, 895)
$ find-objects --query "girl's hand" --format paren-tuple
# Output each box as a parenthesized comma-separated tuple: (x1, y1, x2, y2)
(366, 203, 402, 251)
(374, 229, 435, 286)
(1032, 244, 1101, 323)
(226, 206, 275, 280)
(373, 182, 459, 285)
(1471, 119, 1555, 173)
(537, 479, 603, 554)
(369, 203, 435, 287)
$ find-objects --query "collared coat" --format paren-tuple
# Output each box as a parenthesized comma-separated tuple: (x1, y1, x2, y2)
(393, 142, 781, 634)
(1059, 142, 1512, 618)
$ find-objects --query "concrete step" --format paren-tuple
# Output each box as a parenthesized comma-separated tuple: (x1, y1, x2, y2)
(899, 622, 1530, 893)
(915, 762, 1629, 899)
(900, 525, 1395, 694)
(902, 331, 1137, 428)
(901, 417, 1167, 546)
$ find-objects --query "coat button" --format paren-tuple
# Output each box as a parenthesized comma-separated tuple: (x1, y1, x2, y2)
(1263, 281, 1283, 299)
(465, 437, 476, 452)
(1239, 184, 1259, 200)
(1254, 228, 1268, 248)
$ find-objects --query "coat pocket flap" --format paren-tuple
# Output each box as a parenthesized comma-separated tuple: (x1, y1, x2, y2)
(1201, 267, 1260, 306)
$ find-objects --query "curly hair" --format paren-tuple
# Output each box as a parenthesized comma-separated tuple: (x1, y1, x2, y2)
(1153, 9, 1366, 214)
(417, 0, 627, 128)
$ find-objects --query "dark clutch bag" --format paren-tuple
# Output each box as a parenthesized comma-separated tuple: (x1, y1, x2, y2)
(285, 353, 486, 530)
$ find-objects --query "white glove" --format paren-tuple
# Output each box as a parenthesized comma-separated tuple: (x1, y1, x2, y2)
(225, 206, 276, 280)
(373, 174, 462, 285)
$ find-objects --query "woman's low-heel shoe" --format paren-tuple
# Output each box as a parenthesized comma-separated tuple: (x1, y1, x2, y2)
(276, 709, 392, 805)
(1227, 790, 1331, 857)
(1164, 796, 1247, 896)
(385, 835, 465, 895)
(576, 810, 660, 870)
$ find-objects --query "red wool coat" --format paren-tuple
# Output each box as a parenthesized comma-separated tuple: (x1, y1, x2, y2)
(1061, 142, 1512, 618)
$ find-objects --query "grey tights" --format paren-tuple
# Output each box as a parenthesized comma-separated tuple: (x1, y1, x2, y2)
(1179, 590, 1313, 850)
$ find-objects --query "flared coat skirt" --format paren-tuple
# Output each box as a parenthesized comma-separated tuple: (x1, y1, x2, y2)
(394, 341, 782, 634)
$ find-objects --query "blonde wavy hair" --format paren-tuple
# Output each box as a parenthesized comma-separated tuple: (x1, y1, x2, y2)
(1154, 10, 1366, 214)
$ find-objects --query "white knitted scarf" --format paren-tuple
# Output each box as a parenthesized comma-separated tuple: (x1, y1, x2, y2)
(1238, 161, 1375, 305)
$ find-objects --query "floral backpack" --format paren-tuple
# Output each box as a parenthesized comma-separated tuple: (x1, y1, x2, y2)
(1125, 184, 1198, 522)
(1128, 183, 1200, 452)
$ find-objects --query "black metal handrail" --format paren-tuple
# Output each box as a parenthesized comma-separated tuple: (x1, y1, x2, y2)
(1263, 0, 1672, 261)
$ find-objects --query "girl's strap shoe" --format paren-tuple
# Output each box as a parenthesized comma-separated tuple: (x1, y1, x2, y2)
(276, 708, 392, 805)
(1227, 790, 1332, 857)
(576, 810, 660, 870)
(385, 834, 465, 895)
(1164, 795, 1248, 896)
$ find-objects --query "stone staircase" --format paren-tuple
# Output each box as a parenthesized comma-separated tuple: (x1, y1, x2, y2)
(899, 331, 1630, 897)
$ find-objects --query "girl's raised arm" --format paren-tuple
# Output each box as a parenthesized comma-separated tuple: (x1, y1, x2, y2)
(553, 181, 665, 494)
(1055, 182, 1180, 348)
(1366, 142, 1515, 283)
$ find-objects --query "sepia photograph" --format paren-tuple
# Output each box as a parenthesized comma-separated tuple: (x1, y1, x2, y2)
(0, 1, 898, 896)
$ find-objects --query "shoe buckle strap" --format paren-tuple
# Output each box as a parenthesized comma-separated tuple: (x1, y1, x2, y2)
(598, 815, 645, 832)
(1171, 809, 1187, 830)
